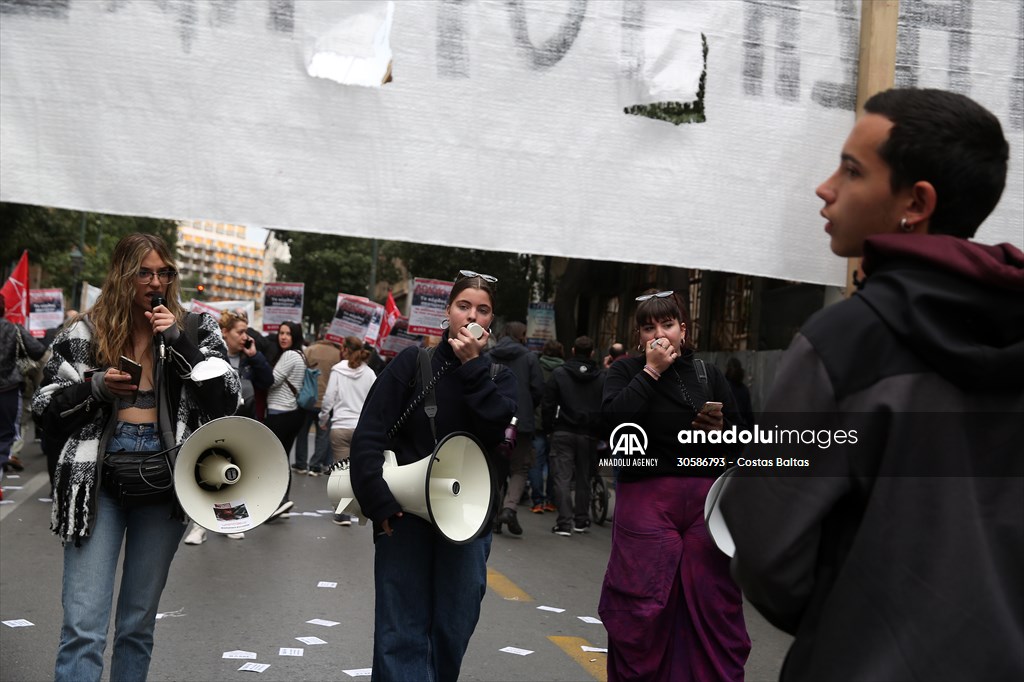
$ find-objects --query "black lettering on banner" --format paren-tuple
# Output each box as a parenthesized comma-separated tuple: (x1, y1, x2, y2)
(811, 0, 858, 111)
(620, 0, 645, 79)
(895, 0, 973, 94)
(1012, 1, 1023, 130)
(507, 0, 588, 70)
(267, 0, 294, 34)
(437, 0, 471, 78)
(0, 0, 70, 19)
(742, 0, 801, 102)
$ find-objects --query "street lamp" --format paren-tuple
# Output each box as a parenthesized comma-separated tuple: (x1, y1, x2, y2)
(70, 245, 84, 310)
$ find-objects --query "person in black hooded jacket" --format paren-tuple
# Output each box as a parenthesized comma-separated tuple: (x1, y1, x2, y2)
(489, 321, 544, 536)
(721, 88, 1024, 682)
(541, 335, 604, 535)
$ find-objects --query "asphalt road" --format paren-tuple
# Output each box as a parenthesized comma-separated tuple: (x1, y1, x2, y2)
(1, 432, 791, 681)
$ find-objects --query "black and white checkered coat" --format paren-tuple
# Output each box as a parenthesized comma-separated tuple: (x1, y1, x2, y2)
(32, 312, 240, 543)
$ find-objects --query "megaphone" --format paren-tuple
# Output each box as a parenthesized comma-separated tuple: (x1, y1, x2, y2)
(327, 432, 494, 544)
(175, 416, 290, 533)
(704, 467, 738, 558)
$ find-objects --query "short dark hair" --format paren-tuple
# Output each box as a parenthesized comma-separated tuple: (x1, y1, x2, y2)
(572, 336, 594, 358)
(502, 321, 527, 343)
(635, 290, 694, 350)
(864, 88, 1009, 238)
(608, 342, 626, 359)
(542, 339, 564, 358)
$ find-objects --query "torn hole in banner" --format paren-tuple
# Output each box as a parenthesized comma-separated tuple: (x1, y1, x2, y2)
(621, 25, 708, 125)
(304, 1, 394, 87)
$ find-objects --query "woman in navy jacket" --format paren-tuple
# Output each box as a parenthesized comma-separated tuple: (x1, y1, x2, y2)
(350, 271, 517, 682)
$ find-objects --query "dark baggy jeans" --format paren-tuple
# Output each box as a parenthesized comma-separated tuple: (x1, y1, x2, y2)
(599, 476, 750, 681)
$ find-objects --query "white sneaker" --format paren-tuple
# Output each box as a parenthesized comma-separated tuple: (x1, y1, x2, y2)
(267, 500, 294, 522)
(183, 523, 207, 545)
(226, 532, 245, 540)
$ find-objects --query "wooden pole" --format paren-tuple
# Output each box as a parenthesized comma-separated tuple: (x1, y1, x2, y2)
(846, 0, 901, 297)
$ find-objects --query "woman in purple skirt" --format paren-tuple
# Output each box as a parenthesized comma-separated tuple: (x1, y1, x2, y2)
(600, 290, 750, 681)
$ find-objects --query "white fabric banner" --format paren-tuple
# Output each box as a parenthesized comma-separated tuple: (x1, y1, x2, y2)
(1, 1, 1020, 287)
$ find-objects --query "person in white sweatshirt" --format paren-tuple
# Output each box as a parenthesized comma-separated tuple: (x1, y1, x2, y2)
(319, 336, 377, 525)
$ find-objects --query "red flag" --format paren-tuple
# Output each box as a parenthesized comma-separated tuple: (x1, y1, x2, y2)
(0, 250, 30, 326)
(377, 291, 401, 343)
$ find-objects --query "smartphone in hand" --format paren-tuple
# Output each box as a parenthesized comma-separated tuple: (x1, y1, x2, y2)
(119, 356, 143, 404)
(699, 401, 723, 415)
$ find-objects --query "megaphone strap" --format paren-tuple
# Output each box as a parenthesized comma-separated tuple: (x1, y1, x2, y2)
(387, 348, 454, 442)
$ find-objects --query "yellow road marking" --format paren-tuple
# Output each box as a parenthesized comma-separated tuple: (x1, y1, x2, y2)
(486, 567, 534, 602)
(548, 636, 608, 681)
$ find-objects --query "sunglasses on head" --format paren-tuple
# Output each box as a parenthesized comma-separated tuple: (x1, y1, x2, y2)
(456, 270, 498, 283)
(635, 290, 674, 302)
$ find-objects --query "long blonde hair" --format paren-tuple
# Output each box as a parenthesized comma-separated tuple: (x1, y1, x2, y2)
(89, 233, 184, 367)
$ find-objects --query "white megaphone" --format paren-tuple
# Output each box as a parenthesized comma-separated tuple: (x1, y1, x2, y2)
(175, 416, 290, 534)
(327, 432, 494, 544)
(704, 467, 738, 558)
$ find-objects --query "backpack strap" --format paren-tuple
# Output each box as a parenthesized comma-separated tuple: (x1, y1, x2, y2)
(386, 346, 451, 442)
(418, 348, 439, 445)
(694, 358, 709, 385)
(489, 361, 505, 380)
(283, 349, 306, 396)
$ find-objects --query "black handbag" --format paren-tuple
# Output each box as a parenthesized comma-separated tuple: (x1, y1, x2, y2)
(101, 450, 175, 507)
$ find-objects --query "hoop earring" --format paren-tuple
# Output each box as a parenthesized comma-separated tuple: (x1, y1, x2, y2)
(636, 342, 644, 352)
(440, 318, 450, 330)
(899, 217, 913, 233)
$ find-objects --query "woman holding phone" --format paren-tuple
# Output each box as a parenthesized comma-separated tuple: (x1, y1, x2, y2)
(350, 270, 517, 682)
(599, 290, 748, 681)
(33, 233, 239, 682)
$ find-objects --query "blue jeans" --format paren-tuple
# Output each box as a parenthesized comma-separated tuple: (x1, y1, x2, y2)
(308, 419, 333, 472)
(372, 515, 491, 682)
(527, 433, 552, 505)
(54, 422, 186, 682)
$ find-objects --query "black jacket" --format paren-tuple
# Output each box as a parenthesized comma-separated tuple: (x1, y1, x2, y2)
(602, 350, 739, 481)
(0, 318, 46, 392)
(487, 336, 543, 433)
(350, 334, 517, 525)
(541, 358, 604, 436)
(722, 234, 1024, 681)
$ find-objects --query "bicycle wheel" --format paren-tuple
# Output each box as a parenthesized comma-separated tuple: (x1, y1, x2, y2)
(590, 474, 609, 526)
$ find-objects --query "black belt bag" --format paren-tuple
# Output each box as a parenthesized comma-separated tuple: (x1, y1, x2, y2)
(101, 451, 175, 507)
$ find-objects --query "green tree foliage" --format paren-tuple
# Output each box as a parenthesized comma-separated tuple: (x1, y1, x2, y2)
(386, 242, 537, 325)
(271, 230, 398, 329)
(1, 202, 177, 299)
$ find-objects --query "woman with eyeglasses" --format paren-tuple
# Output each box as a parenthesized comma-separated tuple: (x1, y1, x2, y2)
(599, 290, 749, 682)
(350, 270, 517, 682)
(32, 233, 240, 682)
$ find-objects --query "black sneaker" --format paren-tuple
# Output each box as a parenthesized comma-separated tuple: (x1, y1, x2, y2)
(333, 513, 352, 526)
(498, 508, 522, 536)
(573, 519, 591, 533)
(290, 465, 308, 475)
(551, 525, 571, 537)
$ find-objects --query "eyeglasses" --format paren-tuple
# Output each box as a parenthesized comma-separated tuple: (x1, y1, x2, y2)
(456, 270, 498, 283)
(635, 290, 674, 302)
(137, 268, 178, 284)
